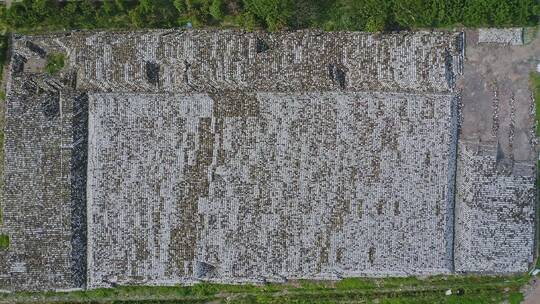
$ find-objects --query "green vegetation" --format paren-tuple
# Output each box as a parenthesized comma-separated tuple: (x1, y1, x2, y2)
(0, 35, 5, 225)
(0, 234, 8, 249)
(45, 53, 65, 75)
(0, 275, 530, 303)
(0, 0, 538, 34)
(0, 35, 6, 78)
(524, 25, 539, 44)
(533, 71, 540, 136)
(533, 70, 540, 272)
(509, 291, 525, 304)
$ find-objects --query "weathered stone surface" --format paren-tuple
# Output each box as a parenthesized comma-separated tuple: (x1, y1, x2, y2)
(25, 41, 47, 58)
(454, 141, 535, 273)
(478, 28, 523, 45)
(145, 61, 160, 85)
(11, 53, 26, 77)
(12, 30, 463, 93)
(0, 74, 83, 291)
(86, 92, 458, 288)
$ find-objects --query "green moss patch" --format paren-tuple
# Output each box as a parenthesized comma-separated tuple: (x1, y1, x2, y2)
(0, 234, 9, 249)
(45, 53, 65, 75)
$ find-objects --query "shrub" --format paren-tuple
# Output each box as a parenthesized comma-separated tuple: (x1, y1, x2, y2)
(209, 0, 224, 20)
(243, 0, 294, 31)
(174, 0, 187, 13)
(45, 53, 65, 75)
(129, 0, 178, 28)
(235, 12, 257, 30)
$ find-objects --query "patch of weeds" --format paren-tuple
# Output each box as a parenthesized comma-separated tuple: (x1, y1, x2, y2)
(0, 234, 9, 249)
(335, 277, 377, 290)
(0, 275, 531, 303)
(0, 35, 7, 81)
(189, 282, 222, 296)
(509, 291, 524, 304)
(45, 53, 65, 75)
(109, 299, 212, 304)
(524, 26, 539, 44)
(207, 283, 266, 294)
(297, 279, 328, 291)
(531, 72, 540, 136)
(378, 276, 424, 288)
(538, 160, 540, 268)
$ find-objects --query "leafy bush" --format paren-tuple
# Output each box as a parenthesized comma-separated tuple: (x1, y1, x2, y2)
(45, 53, 65, 75)
(242, 0, 294, 31)
(209, 0, 224, 20)
(128, 0, 178, 28)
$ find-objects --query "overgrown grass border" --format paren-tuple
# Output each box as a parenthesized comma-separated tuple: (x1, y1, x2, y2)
(0, 275, 530, 304)
(532, 70, 540, 273)
(531, 71, 540, 136)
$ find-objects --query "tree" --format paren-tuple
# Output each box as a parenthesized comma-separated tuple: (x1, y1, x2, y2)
(323, 0, 390, 31)
(365, 16, 385, 32)
(0, 0, 538, 33)
(235, 11, 257, 30)
(115, 0, 127, 12)
(129, 0, 178, 28)
(101, 0, 117, 16)
(492, 0, 512, 25)
(0, 7, 7, 32)
(243, 0, 293, 31)
(174, 0, 187, 13)
(60, 2, 79, 27)
(5, 0, 36, 28)
(510, 0, 539, 25)
(437, 0, 465, 26)
(32, 0, 55, 18)
(463, 0, 490, 26)
(210, 0, 224, 21)
(393, 0, 433, 28)
(78, 0, 98, 28)
(96, 0, 118, 27)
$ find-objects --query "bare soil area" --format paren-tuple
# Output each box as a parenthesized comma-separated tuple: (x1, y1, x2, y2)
(459, 29, 540, 164)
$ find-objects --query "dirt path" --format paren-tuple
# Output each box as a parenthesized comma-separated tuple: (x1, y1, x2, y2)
(459, 27, 540, 164)
(523, 278, 540, 303)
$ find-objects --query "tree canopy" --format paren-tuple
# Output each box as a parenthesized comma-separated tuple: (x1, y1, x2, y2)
(0, 0, 538, 33)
